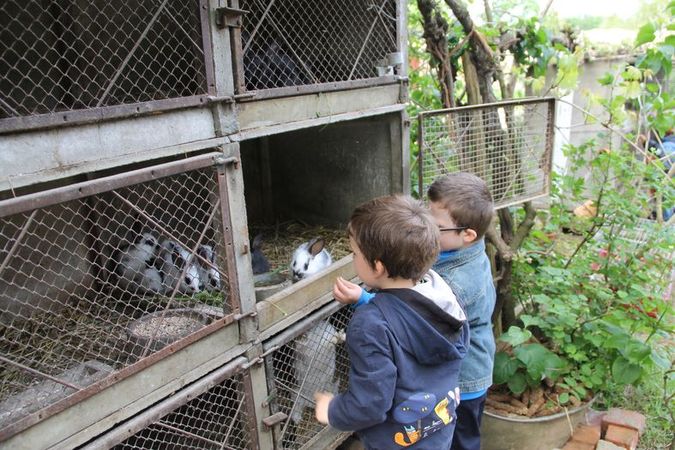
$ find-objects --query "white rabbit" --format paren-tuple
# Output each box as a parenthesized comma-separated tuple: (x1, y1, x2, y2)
(158, 239, 201, 295)
(290, 237, 332, 282)
(196, 244, 221, 292)
(290, 320, 343, 424)
(112, 232, 163, 295)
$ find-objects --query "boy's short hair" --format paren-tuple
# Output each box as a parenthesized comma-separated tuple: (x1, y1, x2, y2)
(427, 173, 494, 239)
(348, 195, 440, 281)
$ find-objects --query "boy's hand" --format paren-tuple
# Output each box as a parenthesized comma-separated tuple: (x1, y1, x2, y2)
(333, 276, 361, 304)
(314, 391, 334, 424)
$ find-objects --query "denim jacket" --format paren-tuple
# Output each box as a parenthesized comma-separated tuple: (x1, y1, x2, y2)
(433, 238, 496, 394)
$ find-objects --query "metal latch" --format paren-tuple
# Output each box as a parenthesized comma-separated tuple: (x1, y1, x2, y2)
(215, 6, 247, 29)
(262, 412, 288, 428)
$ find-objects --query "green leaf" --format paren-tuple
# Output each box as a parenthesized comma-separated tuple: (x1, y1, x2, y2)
(635, 23, 656, 47)
(597, 73, 614, 86)
(559, 392, 570, 404)
(611, 357, 642, 384)
(515, 343, 566, 381)
(500, 326, 532, 347)
(507, 372, 528, 395)
(493, 352, 521, 385)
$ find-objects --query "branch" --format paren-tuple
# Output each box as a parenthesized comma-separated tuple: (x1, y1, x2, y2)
(512, 202, 538, 249)
(486, 223, 514, 262)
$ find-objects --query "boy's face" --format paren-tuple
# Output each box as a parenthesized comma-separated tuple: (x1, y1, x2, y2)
(349, 236, 382, 288)
(429, 201, 469, 251)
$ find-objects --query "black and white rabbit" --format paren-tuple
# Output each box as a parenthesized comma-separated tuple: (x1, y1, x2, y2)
(251, 233, 270, 275)
(290, 237, 332, 282)
(290, 320, 343, 424)
(158, 239, 201, 295)
(196, 244, 221, 292)
(112, 232, 163, 295)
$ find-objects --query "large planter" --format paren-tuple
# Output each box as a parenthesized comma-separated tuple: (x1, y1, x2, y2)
(480, 399, 594, 450)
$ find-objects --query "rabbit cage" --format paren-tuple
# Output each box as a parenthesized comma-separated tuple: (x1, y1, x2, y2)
(0, 0, 408, 448)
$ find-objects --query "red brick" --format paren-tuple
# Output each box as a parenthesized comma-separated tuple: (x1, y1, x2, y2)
(605, 425, 639, 450)
(602, 408, 646, 435)
(571, 423, 601, 446)
(561, 441, 595, 450)
(596, 440, 626, 450)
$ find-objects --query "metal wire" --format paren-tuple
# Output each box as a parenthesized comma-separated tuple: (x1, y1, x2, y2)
(264, 306, 352, 449)
(0, 0, 207, 119)
(240, 0, 399, 91)
(0, 159, 236, 436)
(418, 98, 555, 209)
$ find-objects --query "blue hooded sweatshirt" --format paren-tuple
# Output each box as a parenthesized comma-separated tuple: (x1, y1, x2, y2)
(328, 271, 469, 449)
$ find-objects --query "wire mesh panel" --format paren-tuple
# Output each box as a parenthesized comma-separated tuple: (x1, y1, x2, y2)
(262, 304, 352, 449)
(417, 98, 556, 208)
(239, 0, 400, 93)
(110, 360, 256, 450)
(0, 0, 210, 130)
(74, 356, 256, 449)
(0, 153, 239, 438)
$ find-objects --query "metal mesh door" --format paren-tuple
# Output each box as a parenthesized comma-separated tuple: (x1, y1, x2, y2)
(239, 0, 399, 93)
(0, 153, 239, 439)
(0, 0, 210, 131)
(262, 304, 352, 449)
(417, 98, 556, 208)
(77, 357, 257, 449)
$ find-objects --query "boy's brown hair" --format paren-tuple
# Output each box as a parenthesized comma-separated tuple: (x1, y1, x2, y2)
(427, 173, 494, 239)
(347, 195, 440, 281)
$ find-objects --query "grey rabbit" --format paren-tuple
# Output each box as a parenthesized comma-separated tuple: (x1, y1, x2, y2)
(196, 244, 221, 292)
(112, 232, 163, 295)
(158, 239, 201, 295)
(251, 233, 270, 275)
(290, 320, 343, 424)
(290, 237, 332, 282)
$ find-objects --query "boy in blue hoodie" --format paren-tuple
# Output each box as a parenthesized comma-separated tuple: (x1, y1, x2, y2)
(314, 194, 469, 449)
(427, 173, 496, 450)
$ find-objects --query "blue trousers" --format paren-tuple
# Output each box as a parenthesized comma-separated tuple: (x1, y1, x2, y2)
(450, 393, 486, 450)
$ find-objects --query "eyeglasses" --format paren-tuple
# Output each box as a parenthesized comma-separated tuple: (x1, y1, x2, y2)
(438, 226, 468, 233)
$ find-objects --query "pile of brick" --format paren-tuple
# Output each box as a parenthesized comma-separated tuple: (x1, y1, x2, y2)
(560, 408, 646, 450)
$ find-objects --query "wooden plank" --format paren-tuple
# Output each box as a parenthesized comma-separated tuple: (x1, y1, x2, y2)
(255, 255, 355, 335)
(237, 85, 402, 135)
(0, 108, 218, 192)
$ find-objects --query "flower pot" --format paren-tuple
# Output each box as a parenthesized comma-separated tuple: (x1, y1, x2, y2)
(480, 399, 594, 450)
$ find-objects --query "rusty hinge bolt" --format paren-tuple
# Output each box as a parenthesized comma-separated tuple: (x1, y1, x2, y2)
(215, 6, 247, 29)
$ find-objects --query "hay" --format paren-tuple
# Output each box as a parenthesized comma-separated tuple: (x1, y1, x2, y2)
(250, 222, 352, 277)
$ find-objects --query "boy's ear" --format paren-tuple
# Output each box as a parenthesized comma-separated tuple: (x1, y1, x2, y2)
(462, 228, 478, 244)
(373, 260, 388, 278)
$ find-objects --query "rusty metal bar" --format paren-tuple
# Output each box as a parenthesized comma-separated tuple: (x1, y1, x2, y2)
(77, 356, 248, 450)
(0, 95, 212, 135)
(200, 0, 216, 95)
(0, 153, 228, 218)
(418, 97, 556, 118)
(235, 76, 400, 101)
(0, 355, 83, 391)
(0, 209, 37, 277)
(239, 366, 261, 450)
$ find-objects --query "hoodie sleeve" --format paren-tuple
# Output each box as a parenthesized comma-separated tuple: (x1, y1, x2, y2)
(327, 307, 397, 431)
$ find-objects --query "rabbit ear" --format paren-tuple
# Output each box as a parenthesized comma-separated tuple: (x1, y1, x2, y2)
(252, 234, 264, 249)
(307, 237, 325, 257)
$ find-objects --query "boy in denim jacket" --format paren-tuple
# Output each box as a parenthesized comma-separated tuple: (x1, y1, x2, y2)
(427, 173, 496, 450)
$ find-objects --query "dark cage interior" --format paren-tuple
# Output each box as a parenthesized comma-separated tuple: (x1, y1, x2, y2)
(0, 0, 207, 119)
(239, 115, 403, 279)
(240, 0, 399, 91)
